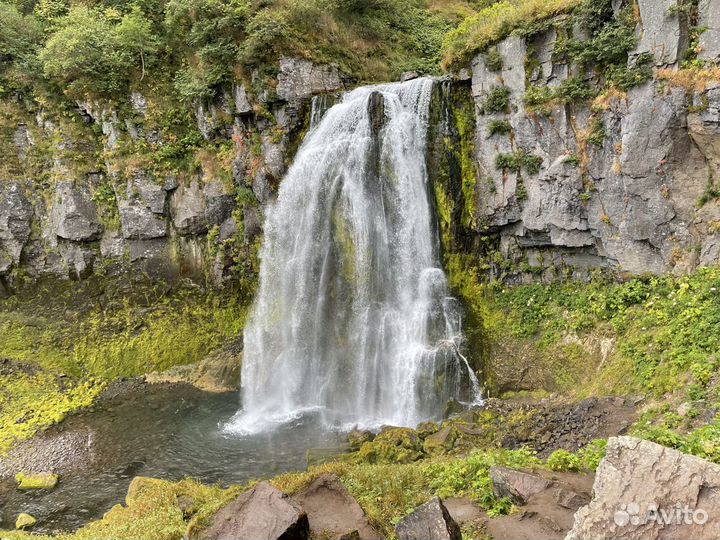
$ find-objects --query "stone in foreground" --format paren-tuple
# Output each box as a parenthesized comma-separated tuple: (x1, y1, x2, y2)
(199, 481, 309, 540)
(395, 497, 461, 540)
(490, 466, 552, 505)
(15, 513, 36, 529)
(292, 474, 380, 539)
(567, 436, 720, 539)
(15, 471, 59, 490)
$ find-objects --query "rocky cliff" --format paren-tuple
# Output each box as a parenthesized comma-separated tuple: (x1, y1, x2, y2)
(441, 0, 720, 279)
(2, 0, 720, 292)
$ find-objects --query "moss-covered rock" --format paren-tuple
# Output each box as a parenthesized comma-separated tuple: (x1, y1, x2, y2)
(15, 513, 36, 530)
(423, 425, 458, 455)
(15, 472, 59, 490)
(354, 427, 424, 464)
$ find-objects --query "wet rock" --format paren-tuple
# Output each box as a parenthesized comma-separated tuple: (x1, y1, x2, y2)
(276, 57, 346, 102)
(15, 471, 58, 490)
(198, 481, 309, 540)
(51, 182, 102, 242)
(15, 512, 36, 530)
(567, 436, 720, 539)
(400, 71, 419, 82)
(291, 474, 380, 540)
(395, 497, 461, 540)
(490, 466, 552, 505)
(145, 349, 241, 393)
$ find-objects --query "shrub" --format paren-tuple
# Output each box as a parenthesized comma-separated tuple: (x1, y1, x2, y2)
(496, 150, 543, 175)
(487, 119, 512, 137)
(485, 46, 503, 71)
(481, 86, 511, 114)
(547, 449, 581, 471)
(442, 0, 581, 69)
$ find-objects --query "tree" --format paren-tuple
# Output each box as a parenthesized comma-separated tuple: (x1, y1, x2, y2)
(116, 6, 160, 80)
(0, 2, 43, 92)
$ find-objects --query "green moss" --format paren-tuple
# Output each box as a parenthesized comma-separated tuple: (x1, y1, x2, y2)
(353, 428, 424, 465)
(0, 277, 250, 454)
(486, 119, 512, 138)
(15, 472, 59, 490)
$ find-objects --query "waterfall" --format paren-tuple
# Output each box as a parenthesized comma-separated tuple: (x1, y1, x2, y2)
(225, 77, 481, 435)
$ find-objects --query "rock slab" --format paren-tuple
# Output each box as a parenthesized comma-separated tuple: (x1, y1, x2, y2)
(199, 481, 309, 540)
(291, 474, 379, 540)
(490, 466, 553, 505)
(395, 497, 461, 540)
(567, 436, 720, 539)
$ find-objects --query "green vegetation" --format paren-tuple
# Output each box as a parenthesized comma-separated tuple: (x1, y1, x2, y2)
(0, 441, 600, 540)
(0, 276, 249, 454)
(480, 86, 511, 114)
(496, 151, 543, 175)
(486, 119, 512, 137)
(442, 0, 580, 70)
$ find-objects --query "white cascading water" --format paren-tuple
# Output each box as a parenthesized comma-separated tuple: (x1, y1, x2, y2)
(225, 77, 481, 435)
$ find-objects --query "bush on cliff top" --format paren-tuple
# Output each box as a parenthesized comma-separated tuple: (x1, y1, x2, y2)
(441, 0, 581, 70)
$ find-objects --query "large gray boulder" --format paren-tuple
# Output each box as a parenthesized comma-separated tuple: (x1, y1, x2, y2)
(395, 497, 461, 540)
(276, 57, 346, 102)
(292, 474, 380, 540)
(50, 181, 102, 242)
(199, 481, 309, 540)
(0, 182, 33, 273)
(567, 436, 720, 539)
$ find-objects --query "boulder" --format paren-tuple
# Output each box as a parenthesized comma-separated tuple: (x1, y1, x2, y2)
(490, 466, 552, 505)
(291, 474, 380, 540)
(423, 426, 457, 455)
(554, 486, 589, 511)
(199, 481, 309, 540)
(15, 512, 36, 530)
(567, 436, 720, 539)
(15, 471, 59, 490)
(395, 497, 461, 540)
(51, 181, 102, 241)
(347, 429, 375, 450)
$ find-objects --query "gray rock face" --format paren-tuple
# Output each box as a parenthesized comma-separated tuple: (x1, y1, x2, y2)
(698, 0, 720, 62)
(632, 0, 688, 66)
(234, 83, 253, 114)
(395, 497, 461, 540)
(567, 436, 720, 540)
(0, 182, 33, 273)
(490, 466, 553, 505)
(291, 474, 380, 540)
(467, 19, 720, 277)
(116, 173, 168, 240)
(199, 481, 309, 540)
(171, 180, 207, 236)
(276, 57, 346, 102)
(50, 182, 102, 242)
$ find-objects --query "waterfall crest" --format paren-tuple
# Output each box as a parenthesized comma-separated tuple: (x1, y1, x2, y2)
(226, 78, 481, 434)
